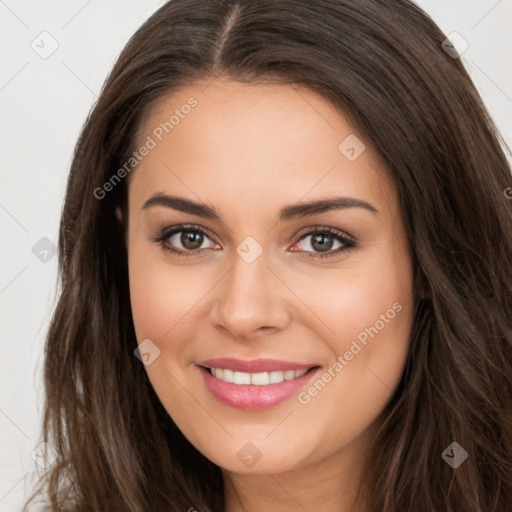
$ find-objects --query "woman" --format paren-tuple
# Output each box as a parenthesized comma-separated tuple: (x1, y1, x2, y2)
(27, 0, 512, 510)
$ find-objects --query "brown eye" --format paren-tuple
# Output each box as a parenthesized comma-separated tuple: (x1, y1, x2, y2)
(152, 224, 219, 257)
(291, 227, 356, 259)
(309, 233, 334, 253)
(180, 230, 204, 250)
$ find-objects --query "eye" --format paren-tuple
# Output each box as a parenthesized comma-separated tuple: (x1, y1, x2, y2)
(290, 227, 356, 259)
(151, 224, 219, 257)
(152, 224, 356, 260)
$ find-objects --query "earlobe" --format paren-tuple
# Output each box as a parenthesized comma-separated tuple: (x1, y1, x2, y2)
(115, 206, 128, 244)
(115, 206, 123, 224)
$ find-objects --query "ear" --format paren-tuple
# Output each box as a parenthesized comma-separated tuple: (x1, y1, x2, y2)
(115, 206, 129, 246)
(115, 206, 123, 224)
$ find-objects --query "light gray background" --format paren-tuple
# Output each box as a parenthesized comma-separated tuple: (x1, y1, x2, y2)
(1, 1, 511, 509)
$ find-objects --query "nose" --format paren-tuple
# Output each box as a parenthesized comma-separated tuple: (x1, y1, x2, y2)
(210, 248, 290, 340)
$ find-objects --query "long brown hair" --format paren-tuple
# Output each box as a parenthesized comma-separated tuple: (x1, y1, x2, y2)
(26, 0, 512, 510)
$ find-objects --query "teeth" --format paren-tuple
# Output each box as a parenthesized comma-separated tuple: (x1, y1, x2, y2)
(234, 371, 251, 385)
(222, 369, 234, 383)
(250, 372, 270, 385)
(209, 367, 308, 385)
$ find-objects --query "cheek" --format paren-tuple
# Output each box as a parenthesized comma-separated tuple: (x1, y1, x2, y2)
(289, 249, 413, 356)
(127, 248, 208, 413)
(294, 243, 414, 389)
(291, 262, 413, 458)
(129, 259, 175, 341)
(128, 244, 209, 341)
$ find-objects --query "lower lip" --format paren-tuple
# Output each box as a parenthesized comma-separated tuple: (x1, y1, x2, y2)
(197, 365, 320, 410)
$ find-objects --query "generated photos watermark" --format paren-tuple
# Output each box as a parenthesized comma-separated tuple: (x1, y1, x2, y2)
(94, 97, 198, 200)
(297, 301, 403, 405)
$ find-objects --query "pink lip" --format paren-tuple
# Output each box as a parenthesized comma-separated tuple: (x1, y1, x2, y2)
(197, 358, 316, 373)
(196, 360, 320, 410)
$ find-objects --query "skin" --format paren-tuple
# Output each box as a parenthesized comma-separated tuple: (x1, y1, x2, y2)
(123, 77, 415, 512)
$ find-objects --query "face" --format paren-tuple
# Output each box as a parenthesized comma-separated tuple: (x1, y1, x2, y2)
(124, 77, 415, 477)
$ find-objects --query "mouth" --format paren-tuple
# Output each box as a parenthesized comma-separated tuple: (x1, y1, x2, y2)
(201, 366, 316, 385)
(195, 358, 321, 410)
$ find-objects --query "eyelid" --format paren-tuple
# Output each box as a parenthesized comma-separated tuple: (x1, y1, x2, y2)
(293, 225, 355, 243)
(151, 223, 218, 244)
(289, 225, 355, 259)
(153, 223, 355, 244)
(152, 223, 356, 259)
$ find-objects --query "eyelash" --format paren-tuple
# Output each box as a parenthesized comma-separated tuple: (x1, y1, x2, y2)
(151, 224, 356, 260)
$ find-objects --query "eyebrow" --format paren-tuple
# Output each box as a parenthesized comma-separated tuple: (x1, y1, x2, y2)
(141, 193, 378, 221)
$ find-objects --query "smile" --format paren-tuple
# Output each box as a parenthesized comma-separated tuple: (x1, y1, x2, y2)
(207, 367, 309, 385)
(196, 358, 321, 410)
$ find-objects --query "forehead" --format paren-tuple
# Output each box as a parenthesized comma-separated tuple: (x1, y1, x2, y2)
(128, 78, 392, 215)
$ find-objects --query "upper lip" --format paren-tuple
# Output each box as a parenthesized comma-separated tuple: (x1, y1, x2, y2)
(197, 358, 319, 373)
